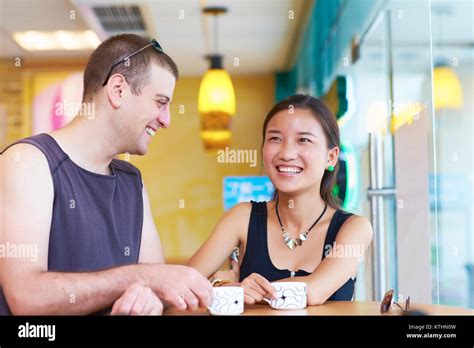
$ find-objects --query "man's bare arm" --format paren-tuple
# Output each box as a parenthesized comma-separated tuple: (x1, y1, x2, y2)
(1, 144, 211, 315)
(138, 184, 164, 264)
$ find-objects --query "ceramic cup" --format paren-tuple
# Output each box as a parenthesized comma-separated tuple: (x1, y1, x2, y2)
(263, 282, 307, 309)
(207, 286, 244, 315)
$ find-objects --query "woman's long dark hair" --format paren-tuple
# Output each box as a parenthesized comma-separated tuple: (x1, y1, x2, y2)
(262, 94, 341, 209)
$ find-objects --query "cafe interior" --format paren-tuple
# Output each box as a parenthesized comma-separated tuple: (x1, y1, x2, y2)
(0, 0, 473, 312)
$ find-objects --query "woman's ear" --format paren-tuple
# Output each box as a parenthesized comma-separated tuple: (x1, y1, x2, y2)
(106, 74, 127, 109)
(326, 146, 340, 168)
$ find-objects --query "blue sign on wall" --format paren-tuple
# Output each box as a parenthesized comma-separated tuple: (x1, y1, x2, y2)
(223, 176, 275, 211)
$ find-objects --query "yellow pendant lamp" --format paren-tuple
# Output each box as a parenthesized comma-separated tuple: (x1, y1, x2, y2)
(431, 9, 463, 111)
(198, 6, 236, 150)
(433, 63, 463, 110)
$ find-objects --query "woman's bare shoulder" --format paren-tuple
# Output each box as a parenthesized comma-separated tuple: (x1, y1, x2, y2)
(224, 201, 253, 219)
(221, 201, 267, 241)
(338, 213, 373, 245)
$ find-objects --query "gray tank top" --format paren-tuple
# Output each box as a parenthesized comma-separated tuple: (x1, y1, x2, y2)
(0, 133, 144, 314)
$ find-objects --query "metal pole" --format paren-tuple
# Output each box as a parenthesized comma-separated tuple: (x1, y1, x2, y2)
(369, 132, 387, 301)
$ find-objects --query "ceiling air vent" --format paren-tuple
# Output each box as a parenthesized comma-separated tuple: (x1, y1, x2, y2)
(72, 1, 150, 39)
(92, 5, 146, 32)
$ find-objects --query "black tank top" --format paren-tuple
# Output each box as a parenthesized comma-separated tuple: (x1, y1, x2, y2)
(0, 133, 143, 314)
(240, 201, 355, 301)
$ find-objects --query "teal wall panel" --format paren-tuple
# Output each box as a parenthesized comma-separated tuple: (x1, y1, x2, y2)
(276, 0, 383, 101)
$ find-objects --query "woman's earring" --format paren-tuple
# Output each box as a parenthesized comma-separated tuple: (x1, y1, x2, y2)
(327, 165, 335, 172)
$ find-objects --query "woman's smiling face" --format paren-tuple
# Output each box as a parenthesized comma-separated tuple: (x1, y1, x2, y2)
(262, 107, 338, 196)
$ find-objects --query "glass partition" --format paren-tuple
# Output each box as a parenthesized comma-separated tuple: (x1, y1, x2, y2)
(338, 0, 473, 307)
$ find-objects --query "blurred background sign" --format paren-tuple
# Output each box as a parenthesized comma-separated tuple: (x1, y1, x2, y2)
(223, 176, 274, 211)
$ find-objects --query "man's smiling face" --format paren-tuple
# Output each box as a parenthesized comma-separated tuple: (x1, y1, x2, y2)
(120, 64, 176, 155)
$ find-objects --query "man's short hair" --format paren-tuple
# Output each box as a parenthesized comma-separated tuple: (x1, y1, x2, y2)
(82, 33, 179, 102)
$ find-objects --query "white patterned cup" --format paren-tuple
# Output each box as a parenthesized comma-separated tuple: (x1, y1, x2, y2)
(207, 287, 244, 315)
(263, 282, 307, 309)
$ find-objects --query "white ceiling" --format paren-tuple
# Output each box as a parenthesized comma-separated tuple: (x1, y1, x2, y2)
(0, 0, 310, 76)
(2, 0, 469, 76)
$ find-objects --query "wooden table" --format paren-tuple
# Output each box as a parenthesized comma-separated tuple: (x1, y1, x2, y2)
(165, 301, 474, 316)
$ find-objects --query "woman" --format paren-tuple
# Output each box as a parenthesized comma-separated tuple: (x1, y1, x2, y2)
(188, 94, 373, 305)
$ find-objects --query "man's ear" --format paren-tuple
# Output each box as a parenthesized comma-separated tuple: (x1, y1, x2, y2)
(106, 74, 127, 108)
(327, 146, 340, 167)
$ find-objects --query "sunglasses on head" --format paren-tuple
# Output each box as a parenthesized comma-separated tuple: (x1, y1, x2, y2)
(380, 289, 411, 313)
(102, 39, 164, 87)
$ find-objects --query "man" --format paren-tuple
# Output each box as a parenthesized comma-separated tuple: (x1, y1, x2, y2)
(0, 34, 212, 315)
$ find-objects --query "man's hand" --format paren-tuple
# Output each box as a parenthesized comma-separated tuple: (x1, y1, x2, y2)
(111, 283, 163, 315)
(145, 264, 213, 311)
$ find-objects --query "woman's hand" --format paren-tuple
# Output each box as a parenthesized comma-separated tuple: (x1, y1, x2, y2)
(239, 273, 277, 304)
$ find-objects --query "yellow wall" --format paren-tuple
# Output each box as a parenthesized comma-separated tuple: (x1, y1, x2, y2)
(130, 75, 275, 263)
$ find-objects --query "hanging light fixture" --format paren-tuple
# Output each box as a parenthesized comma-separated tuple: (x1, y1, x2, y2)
(432, 7, 463, 110)
(433, 62, 463, 110)
(198, 6, 236, 150)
